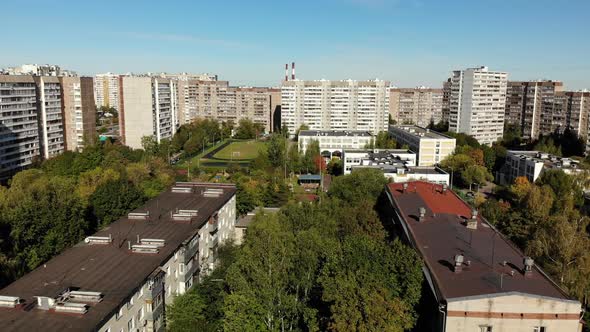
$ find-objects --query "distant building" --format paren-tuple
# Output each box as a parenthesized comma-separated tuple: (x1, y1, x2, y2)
(34, 76, 65, 159)
(281, 79, 390, 135)
(0, 183, 237, 332)
(389, 125, 456, 166)
(59, 77, 96, 151)
(343, 150, 448, 184)
(297, 130, 373, 156)
(386, 181, 582, 332)
(3, 64, 76, 77)
(448, 66, 508, 145)
(118, 76, 178, 149)
(441, 78, 452, 123)
(94, 73, 120, 109)
(176, 80, 274, 132)
(390, 87, 443, 127)
(498, 150, 583, 185)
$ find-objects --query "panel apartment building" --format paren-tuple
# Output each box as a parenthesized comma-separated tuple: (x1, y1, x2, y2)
(389, 125, 456, 166)
(0, 182, 237, 332)
(281, 79, 390, 136)
(386, 181, 582, 332)
(59, 76, 96, 151)
(177, 80, 276, 132)
(390, 87, 443, 127)
(94, 72, 120, 109)
(449, 66, 508, 145)
(119, 76, 178, 149)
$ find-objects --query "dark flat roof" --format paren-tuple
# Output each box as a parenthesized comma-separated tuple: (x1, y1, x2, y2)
(387, 181, 571, 302)
(0, 183, 236, 331)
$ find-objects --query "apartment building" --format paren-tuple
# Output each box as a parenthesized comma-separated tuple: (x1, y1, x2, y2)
(563, 91, 590, 139)
(297, 130, 373, 155)
(441, 78, 452, 123)
(59, 77, 96, 151)
(34, 76, 65, 159)
(119, 76, 178, 149)
(3, 64, 76, 77)
(0, 182, 237, 332)
(498, 150, 583, 185)
(281, 79, 390, 135)
(390, 87, 443, 127)
(94, 73, 120, 109)
(0, 75, 41, 180)
(389, 125, 456, 166)
(386, 181, 582, 332)
(505, 81, 564, 139)
(177, 80, 274, 132)
(269, 88, 281, 131)
(449, 66, 508, 145)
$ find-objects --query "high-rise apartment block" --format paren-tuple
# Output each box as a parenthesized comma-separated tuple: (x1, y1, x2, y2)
(441, 78, 452, 123)
(94, 73, 120, 109)
(34, 76, 65, 159)
(0, 76, 41, 180)
(281, 79, 390, 135)
(2, 64, 76, 77)
(390, 87, 443, 126)
(59, 77, 96, 151)
(177, 80, 275, 132)
(118, 76, 178, 149)
(449, 66, 508, 145)
(0, 182, 237, 332)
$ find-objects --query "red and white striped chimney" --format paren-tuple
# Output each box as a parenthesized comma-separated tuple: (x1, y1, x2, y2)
(285, 64, 288, 81)
(291, 62, 295, 80)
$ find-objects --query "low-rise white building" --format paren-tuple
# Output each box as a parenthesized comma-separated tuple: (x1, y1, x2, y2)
(498, 150, 583, 185)
(298, 130, 373, 156)
(389, 125, 456, 166)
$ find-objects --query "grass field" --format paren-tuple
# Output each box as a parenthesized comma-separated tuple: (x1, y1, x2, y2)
(212, 140, 265, 160)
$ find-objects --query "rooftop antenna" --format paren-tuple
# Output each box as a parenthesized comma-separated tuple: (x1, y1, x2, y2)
(285, 64, 288, 81)
(291, 62, 295, 80)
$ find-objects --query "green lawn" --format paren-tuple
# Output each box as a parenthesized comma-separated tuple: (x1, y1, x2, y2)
(212, 140, 265, 160)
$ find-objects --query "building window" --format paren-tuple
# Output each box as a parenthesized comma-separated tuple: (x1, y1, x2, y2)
(116, 307, 123, 320)
(128, 318, 134, 331)
(533, 328, 546, 332)
(480, 326, 492, 332)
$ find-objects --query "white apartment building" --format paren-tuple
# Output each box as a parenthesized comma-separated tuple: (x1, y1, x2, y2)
(449, 66, 508, 145)
(343, 149, 449, 184)
(3, 64, 76, 77)
(389, 125, 456, 166)
(0, 76, 40, 180)
(35, 76, 65, 159)
(390, 87, 444, 127)
(94, 73, 120, 109)
(0, 183, 237, 332)
(119, 76, 178, 149)
(281, 79, 390, 136)
(297, 130, 373, 155)
(498, 150, 583, 185)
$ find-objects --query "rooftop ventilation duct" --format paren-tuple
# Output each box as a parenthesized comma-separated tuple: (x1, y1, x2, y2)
(84, 235, 112, 245)
(203, 188, 223, 198)
(0, 296, 20, 308)
(418, 207, 426, 221)
(453, 254, 464, 273)
(128, 211, 150, 220)
(172, 186, 193, 193)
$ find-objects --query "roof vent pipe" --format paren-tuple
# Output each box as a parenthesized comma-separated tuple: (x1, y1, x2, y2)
(128, 241, 131, 250)
(419, 207, 426, 221)
(523, 257, 534, 276)
(467, 209, 478, 230)
(403, 183, 408, 193)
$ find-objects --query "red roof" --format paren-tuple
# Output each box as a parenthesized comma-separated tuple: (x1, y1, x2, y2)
(387, 181, 571, 302)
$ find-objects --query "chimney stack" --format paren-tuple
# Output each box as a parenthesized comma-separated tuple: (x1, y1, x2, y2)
(453, 254, 464, 273)
(285, 64, 288, 81)
(291, 62, 295, 80)
(467, 209, 478, 229)
(523, 257, 534, 277)
(419, 207, 426, 221)
(403, 183, 408, 193)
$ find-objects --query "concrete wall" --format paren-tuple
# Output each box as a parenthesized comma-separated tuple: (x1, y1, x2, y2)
(121, 77, 153, 149)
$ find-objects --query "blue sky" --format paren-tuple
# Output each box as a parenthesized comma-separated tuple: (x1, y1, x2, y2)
(2, 0, 589, 89)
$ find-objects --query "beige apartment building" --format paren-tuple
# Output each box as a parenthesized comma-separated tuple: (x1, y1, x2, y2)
(390, 87, 443, 127)
(0, 182, 237, 332)
(281, 79, 390, 136)
(34, 76, 65, 159)
(389, 125, 456, 166)
(119, 76, 178, 149)
(449, 66, 508, 145)
(387, 181, 583, 332)
(177, 80, 274, 132)
(59, 76, 96, 151)
(94, 72, 120, 109)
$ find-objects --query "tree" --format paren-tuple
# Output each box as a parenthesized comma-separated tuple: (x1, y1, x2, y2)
(141, 135, 159, 156)
(366, 132, 397, 149)
(302, 140, 320, 174)
(89, 179, 145, 227)
(167, 292, 206, 331)
(326, 159, 343, 176)
(234, 119, 264, 139)
(467, 149, 485, 167)
(329, 168, 388, 203)
(266, 134, 287, 169)
(537, 169, 583, 210)
(319, 237, 423, 332)
(461, 165, 493, 190)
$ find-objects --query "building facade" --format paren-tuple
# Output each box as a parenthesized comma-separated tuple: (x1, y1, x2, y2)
(34, 76, 65, 159)
(386, 181, 582, 332)
(0, 75, 40, 180)
(94, 73, 120, 109)
(59, 77, 96, 151)
(449, 66, 508, 145)
(281, 79, 390, 135)
(0, 182, 237, 332)
(498, 150, 583, 185)
(298, 130, 373, 155)
(389, 125, 456, 166)
(390, 87, 443, 127)
(119, 76, 178, 149)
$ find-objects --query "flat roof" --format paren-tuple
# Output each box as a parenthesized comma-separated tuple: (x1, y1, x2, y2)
(0, 183, 236, 331)
(387, 181, 571, 302)
(389, 125, 454, 140)
(298, 174, 322, 181)
(507, 150, 581, 170)
(299, 130, 372, 137)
